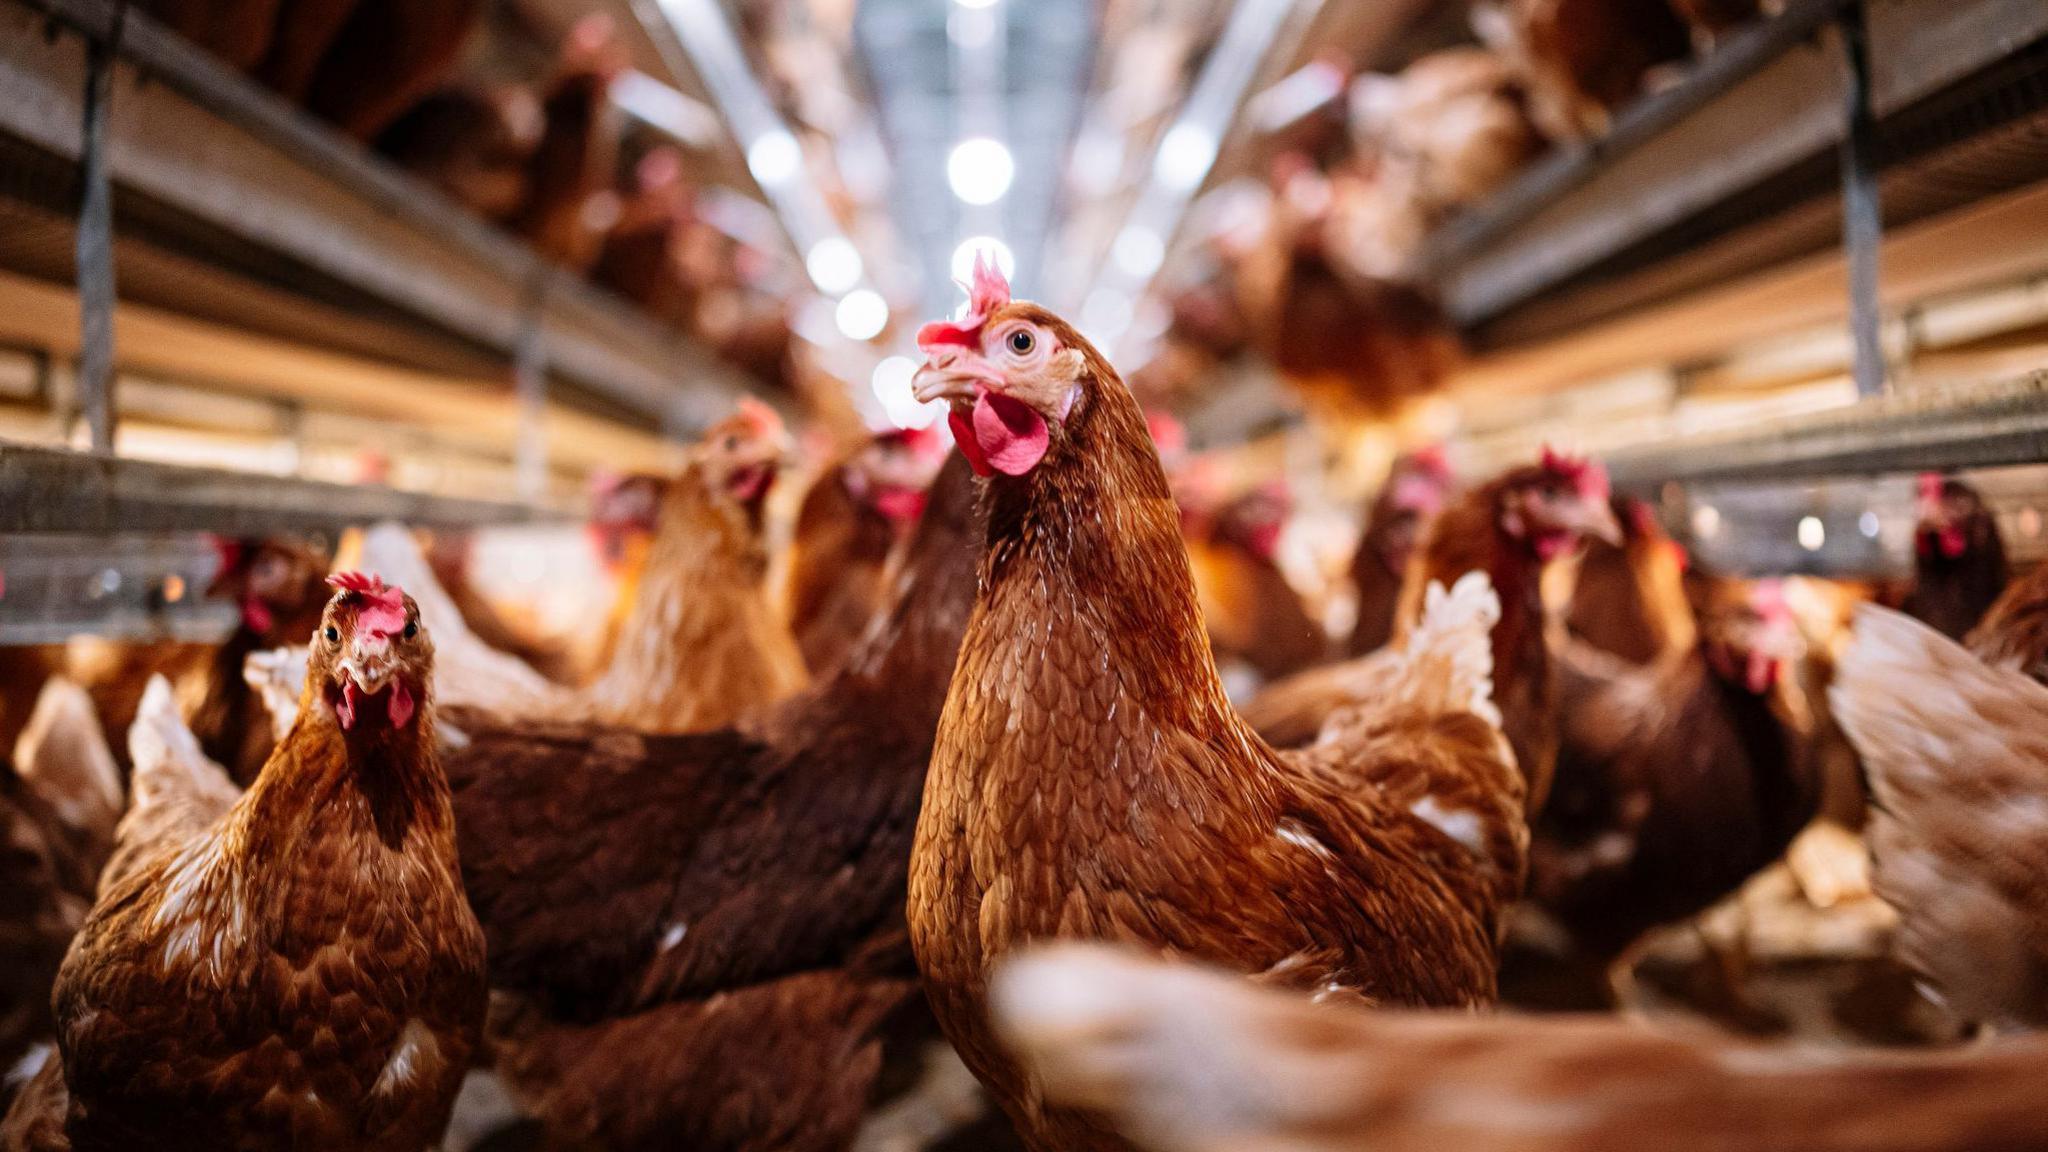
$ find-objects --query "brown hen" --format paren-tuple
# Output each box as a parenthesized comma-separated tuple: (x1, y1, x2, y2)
(438, 453, 983, 1151)
(906, 264, 1525, 1152)
(1, 576, 485, 1152)
(995, 943, 2048, 1152)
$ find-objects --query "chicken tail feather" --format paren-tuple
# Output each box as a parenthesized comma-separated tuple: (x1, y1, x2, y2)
(1831, 604, 2048, 1029)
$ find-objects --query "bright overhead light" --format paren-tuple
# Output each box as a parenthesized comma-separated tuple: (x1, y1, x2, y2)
(835, 289, 889, 341)
(1798, 515, 1826, 551)
(951, 237, 1016, 284)
(1858, 510, 1882, 539)
(948, 137, 1015, 206)
(805, 237, 864, 295)
(1154, 123, 1218, 193)
(746, 129, 802, 187)
(1111, 226, 1165, 278)
(1692, 505, 1720, 539)
(954, 0, 998, 9)
(1081, 287, 1133, 344)
(948, 5, 996, 48)
(872, 356, 943, 429)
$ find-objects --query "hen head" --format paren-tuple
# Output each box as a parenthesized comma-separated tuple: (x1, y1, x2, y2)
(913, 253, 1111, 479)
(1700, 578, 1803, 695)
(1217, 482, 1292, 562)
(695, 397, 788, 511)
(1914, 472, 1990, 563)
(308, 572, 432, 734)
(208, 536, 331, 640)
(847, 424, 947, 528)
(1497, 446, 1622, 562)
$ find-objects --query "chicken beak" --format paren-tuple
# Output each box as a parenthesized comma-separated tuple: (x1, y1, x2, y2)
(1571, 497, 1625, 547)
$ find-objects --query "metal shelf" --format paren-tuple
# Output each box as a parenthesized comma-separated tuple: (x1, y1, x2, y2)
(1421, 0, 2048, 340)
(2, 0, 748, 434)
(1604, 371, 2048, 489)
(0, 442, 561, 535)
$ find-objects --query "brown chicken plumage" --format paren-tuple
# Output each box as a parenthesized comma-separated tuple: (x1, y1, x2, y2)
(510, 15, 625, 270)
(189, 537, 335, 786)
(1962, 559, 2048, 683)
(438, 453, 982, 1151)
(1533, 578, 1818, 970)
(1833, 602, 2048, 1031)
(905, 267, 1525, 1152)
(1246, 451, 1624, 816)
(255, 0, 365, 101)
(1565, 496, 1694, 665)
(1479, 0, 1691, 142)
(304, 0, 485, 141)
(994, 943, 2048, 1152)
(1185, 481, 1326, 682)
(377, 85, 543, 222)
(1900, 474, 2011, 644)
(0, 683, 120, 1110)
(577, 401, 808, 732)
(785, 426, 944, 678)
(1346, 447, 1455, 657)
(133, 0, 282, 71)
(0, 576, 485, 1152)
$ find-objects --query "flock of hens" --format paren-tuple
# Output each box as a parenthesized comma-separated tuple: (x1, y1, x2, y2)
(2, 2, 2046, 1152)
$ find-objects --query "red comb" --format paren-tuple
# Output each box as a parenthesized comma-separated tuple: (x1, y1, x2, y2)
(208, 534, 246, 575)
(1750, 578, 1793, 624)
(734, 396, 784, 441)
(916, 251, 1011, 352)
(1541, 445, 1610, 501)
(1404, 444, 1452, 479)
(1916, 472, 1946, 505)
(1146, 411, 1189, 459)
(327, 572, 407, 636)
(879, 422, 946, 460)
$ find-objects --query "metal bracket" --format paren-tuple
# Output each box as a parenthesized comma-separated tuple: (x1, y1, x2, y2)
(513, 268, 551, 503)
(74, 0, 124, 452)
(1837, 0, 1887, 398)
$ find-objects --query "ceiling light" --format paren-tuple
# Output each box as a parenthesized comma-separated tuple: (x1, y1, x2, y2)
(1798, 516, 1826, 551)
(1692, 505, 1720, 539)
(1858, 510, 1881, 539)
(951, 236, 1016, 284)
(1111, 226, 1165, 278)
(948, 5, 996, 48)
(835, 290, 889, 342)
(954, 0, 998, 9)
(1154, 124, 1218, 193)
(1081, 287, 1133, 344)
(948, 137, 1015, 206)
(746, 129, 802, 188)
(872, 356, 943, 429)
(805, 237, 864, 295)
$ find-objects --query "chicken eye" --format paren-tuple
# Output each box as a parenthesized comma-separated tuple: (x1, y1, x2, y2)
(324, 625, 340, 644)
(403, 620, 418, 640)
(1007, 328, 1035, 355)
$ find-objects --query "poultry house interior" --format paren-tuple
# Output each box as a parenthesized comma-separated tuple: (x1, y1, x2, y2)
(1, 0, 2047, 1149)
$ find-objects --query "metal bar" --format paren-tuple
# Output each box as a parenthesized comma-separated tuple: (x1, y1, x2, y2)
(1604, 371, 2048, 488)
(513, 274, 550, 504)
(15, 0, 746, 431)
(1838, 2, 1887, 397)
(1423, 0, 1850, 270)
(1425, 0, 2048, 330)
(73, 0, 120, 453)
(0, 442, 562, 534)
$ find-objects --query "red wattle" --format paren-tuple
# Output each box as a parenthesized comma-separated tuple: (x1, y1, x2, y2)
(389, 680, 416, 729)
(338, 682, 360, 731)
(970, 391, 1050, 476)
(950, 410, 993, 477)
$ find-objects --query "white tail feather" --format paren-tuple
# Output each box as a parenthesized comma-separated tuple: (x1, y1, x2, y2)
(357, 522, 569, 715)
(128, 674, 237, 814)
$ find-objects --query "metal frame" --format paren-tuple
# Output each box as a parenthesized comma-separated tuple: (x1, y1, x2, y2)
(1422, 0, 2048, 331)
(1605, 372, 2048, 489)
(9, 0, 746, 434)
(0, 443, 560, 534)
